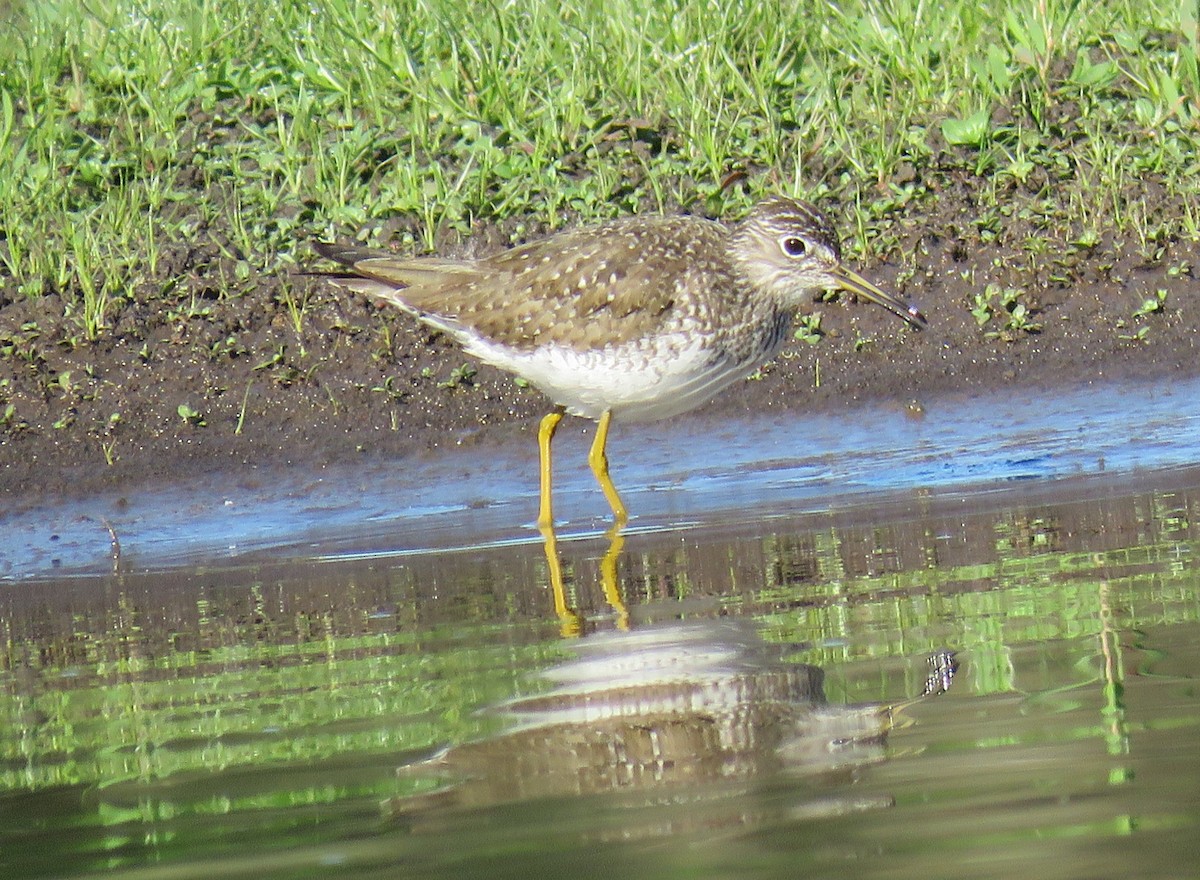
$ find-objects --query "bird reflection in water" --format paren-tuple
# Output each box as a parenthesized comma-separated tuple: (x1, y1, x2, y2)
(388, 621, 956, 836)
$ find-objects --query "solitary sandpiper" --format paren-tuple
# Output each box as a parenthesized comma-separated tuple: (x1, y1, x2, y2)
(314, 196, 925, 526)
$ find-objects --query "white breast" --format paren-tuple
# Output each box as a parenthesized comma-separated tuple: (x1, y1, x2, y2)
(459, 321, 781, 423)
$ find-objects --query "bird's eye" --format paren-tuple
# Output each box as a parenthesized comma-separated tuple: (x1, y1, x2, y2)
(781, 237, 807, 257)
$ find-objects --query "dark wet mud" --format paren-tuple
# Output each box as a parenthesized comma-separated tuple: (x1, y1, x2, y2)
(3, 187, 1200, 499)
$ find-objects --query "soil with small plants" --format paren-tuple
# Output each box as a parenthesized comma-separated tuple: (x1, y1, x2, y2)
(2, 169, 1199, 502)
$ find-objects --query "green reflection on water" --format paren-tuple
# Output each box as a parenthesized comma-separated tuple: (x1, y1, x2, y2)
(2, 472, 1199, 878)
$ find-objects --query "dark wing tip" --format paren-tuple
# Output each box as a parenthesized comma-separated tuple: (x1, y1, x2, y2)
(311, 241, 370, 268)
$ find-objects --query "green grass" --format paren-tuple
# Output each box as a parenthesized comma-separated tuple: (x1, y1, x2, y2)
(2, 0, 1200, 341)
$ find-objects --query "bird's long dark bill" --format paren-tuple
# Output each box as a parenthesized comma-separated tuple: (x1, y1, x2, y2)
(834, 266, 926, 329)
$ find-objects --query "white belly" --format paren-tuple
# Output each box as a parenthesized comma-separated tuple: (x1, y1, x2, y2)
(462, 327, 775, 423)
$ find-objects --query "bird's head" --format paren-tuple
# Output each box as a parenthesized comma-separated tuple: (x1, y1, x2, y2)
(730, 197, 925, 329)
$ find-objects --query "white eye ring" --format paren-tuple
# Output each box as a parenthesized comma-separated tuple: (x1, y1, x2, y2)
(781, 237, 808, 257)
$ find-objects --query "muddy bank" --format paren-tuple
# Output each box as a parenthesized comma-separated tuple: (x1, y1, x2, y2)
(3, 189, 1199, 501)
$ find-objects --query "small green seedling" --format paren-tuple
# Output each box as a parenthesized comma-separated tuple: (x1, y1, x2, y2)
(1133, 289, 1167, 318)
(793, 312, 824, 345)
(971, 284, 1042, 337)
(439, 364, 477, 389)
(177, 403, 206, 426)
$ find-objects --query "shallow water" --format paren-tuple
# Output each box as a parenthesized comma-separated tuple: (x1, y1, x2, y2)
(3, 379, 1200, 879)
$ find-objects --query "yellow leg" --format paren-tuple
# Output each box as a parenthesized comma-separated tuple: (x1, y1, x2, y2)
(587, 410, 628, 526)
(540, 501, 628, 637)
(588, 410, 629, 627)
(537, 406, 628, 636)
(537, 408, 582, 635)
(538, 519, 582, 638)
(599, 521, 630, 631)
(537, 408, 564, 530)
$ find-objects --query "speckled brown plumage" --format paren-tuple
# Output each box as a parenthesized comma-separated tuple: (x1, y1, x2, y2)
(316, 215, 732, 352)
(314, 196, 922, 362)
